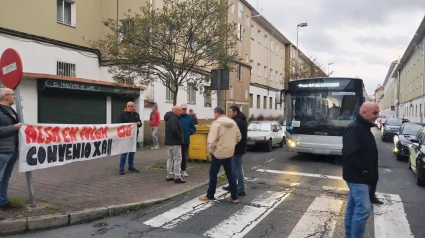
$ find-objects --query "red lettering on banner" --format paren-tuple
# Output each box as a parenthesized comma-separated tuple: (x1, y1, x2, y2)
(117, 125, 132, 138)
(51, 127, 61, 143)
(25, 126, 37, 144)
(90, 126, 97, 140)
(80, 126, 93, 140)
(62, 127, 71, 142)
(44, 127, 53, 144)
(101, 126, 108, 138)
(36, 126, 45, 143)
(69, 127, 78, 141)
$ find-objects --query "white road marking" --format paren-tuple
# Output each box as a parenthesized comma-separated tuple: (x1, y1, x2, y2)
(383, 168, 392, 173)
(204, 183, 299, 238)
(288, 196, 343, 238)
(374, 193, 413, 238)
(266, 158, 275, 163)
(257, 169, 343, 180)
(251, 165, 261, 170)
(143, 189, 228, 229)
(244, 177, 258, 182)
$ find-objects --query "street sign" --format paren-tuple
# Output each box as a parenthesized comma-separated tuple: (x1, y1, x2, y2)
(210, 69, 230, 90)
(0, 48, 23, 89)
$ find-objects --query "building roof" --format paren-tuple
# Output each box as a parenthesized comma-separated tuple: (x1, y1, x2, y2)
(383, 60, 398, 86)
(392, 15, 425, 77)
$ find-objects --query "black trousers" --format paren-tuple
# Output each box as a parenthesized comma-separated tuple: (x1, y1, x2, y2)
(181, 144, 189, 171)
(369, 183, 377, 199)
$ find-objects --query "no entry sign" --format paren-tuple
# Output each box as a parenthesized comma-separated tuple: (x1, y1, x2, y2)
(0, 48, 23, 89)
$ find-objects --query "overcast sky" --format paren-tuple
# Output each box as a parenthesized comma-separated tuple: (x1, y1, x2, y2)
(247, 0, 425, 95)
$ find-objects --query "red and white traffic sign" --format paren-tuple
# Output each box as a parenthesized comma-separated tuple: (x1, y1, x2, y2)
(0, 48, 23, 89)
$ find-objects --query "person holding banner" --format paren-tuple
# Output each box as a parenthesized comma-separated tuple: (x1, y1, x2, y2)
(164, 106, 186, 183)
(0, 88, 22, 220)
(118, 102, 142, 175)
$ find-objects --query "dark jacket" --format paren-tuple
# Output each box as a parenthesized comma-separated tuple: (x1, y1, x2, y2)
(179, 113, 196, 145)
(164, 111, 184, 145)
(118, 110, 142, 137)
(0, 105, 19, 153)
(342, 115, 378, 185)
(233, 112, 248, 155)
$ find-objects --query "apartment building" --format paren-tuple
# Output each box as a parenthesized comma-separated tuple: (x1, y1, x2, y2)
(379, 16, 425, 122)
(380, 61, 398, 118)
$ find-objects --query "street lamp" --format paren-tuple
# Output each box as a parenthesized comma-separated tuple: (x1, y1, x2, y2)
(327, 62, 333, 76)
(296, 22, 308, 78)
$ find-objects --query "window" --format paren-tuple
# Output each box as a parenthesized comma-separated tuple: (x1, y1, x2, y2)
(230, 86, 234, 99)
(166, 83, 176, 102)
(275, 101, 278, 110)
(271, 40, 274, 52)
(264, 66, 267, 78)
(276, 43, 279, 55)
(237, 23, 243, 41)
(257, 95, 261, 108)
(119, 19, 133, 42)
(204, 87, 212, 107)
(275, 71, 279, 82)
(257, 30, 262, 44)
(264, 35, 268, 47)
(281, 47, 284, 57)
(251, 25, 255, 39)
(269, 97, 272, 109)
(187, 85, 196, 104)
(270, 69, 273, 81)
(229, 45, 234, 56)
(249, 94, 253, 108)
(257, 63, 261, 76)
(57, 61, 76, 77)
(250, 60, 254, 75)
(238, 2, 243, 18)
(263, 96, 267, 108)
(230, 3, 235, 13)
(57, 0, 76, 26)
(246, 15, 250, 26)
(236, 65, 242, 81)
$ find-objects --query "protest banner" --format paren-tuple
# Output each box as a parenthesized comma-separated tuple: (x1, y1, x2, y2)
(19, 123, 137, 172)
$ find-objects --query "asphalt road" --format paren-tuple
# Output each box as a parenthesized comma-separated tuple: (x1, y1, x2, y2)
(13, 128, 425, 238)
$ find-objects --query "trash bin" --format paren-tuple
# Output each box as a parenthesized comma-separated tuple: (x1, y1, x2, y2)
(188, 124, 211, 161)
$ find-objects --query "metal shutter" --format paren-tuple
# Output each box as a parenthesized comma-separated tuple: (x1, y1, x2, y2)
(111, 96, 134, 124)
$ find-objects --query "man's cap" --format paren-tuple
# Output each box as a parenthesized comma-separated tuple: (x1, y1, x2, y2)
(180, 104, 188, 109)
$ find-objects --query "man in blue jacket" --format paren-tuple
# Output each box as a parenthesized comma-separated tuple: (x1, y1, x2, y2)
(179, 104, 196, 177)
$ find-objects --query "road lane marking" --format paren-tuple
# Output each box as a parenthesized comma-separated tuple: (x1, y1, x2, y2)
(266, 158, 275, 163)
(257, 169, 343, 180)
(204, 183, 299, 238)
(288, 196, 343, 238)
(374, 193, 413, 238)
(143, 189, 228, 229)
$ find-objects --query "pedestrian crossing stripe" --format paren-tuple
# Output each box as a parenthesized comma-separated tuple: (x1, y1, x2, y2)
(142, 185, 413, 238)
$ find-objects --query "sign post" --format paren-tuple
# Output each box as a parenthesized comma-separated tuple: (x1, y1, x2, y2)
(0, 48, 36, 207)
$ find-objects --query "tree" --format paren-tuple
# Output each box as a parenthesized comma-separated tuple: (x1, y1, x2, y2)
(89, 0, 238, 105)
(283, 56, 329, 88)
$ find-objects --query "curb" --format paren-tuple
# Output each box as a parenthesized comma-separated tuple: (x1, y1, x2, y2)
(0, 171, 224, 236)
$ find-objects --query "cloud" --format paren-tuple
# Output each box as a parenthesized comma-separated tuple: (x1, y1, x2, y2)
(246, 0, 425, 95)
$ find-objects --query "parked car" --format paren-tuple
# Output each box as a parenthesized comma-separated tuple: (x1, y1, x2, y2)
(407, 128, 425, 186)
(393, 123, 424, 160)
(247, 121, 285, 152)
(381, 118, 410, 142)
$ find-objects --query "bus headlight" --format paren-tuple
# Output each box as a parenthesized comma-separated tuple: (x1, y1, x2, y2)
(287, 138, 297, 147)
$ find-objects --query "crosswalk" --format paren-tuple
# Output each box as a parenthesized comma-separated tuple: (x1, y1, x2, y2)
(142, 178, 414, 238)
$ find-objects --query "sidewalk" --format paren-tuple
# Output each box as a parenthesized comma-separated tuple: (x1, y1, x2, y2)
(0, 147, 214, 235)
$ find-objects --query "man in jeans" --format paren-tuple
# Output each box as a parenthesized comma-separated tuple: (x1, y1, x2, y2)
(223, 105, 247, 196)
(0, 88, 22, 220)
(149, 103, 160, 150)
(179, 104, 196, 177)
(199, 107, 241, 203)
(118, 101, 142, 175)
(343, 102, 380, 238)
(164, 106, 186, 183)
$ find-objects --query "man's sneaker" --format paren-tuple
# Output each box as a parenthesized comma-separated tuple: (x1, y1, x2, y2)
(166, 178, 174, 181)
(174, 178, 186, 183)
(238, 191, 247, 196)
(198, 195, 214, 202)
(370, 197, 384, 205)
(0, 214, 5, 220)
(128, 168, 140, 173)
(227, 196, 239, 204)
(182, 171, 189, 177)
(222, 185, 230, 191)
(0, 201, 22, 210)
(154, 145, 160, 150)
(119, 169, 124, 175)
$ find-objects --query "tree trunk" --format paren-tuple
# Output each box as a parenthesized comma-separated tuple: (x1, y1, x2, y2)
(173, 89, 178, 106)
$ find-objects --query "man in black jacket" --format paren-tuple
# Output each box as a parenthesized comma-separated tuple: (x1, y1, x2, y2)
(0, 88, 22, 220)
(118, 101, 142, 175)
(343, 102, 380, 238)
(223, 105, 248, 196)
(164, 106, 186, 183)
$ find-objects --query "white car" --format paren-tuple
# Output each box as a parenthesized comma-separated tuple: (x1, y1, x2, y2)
(247, 121, 286, 152)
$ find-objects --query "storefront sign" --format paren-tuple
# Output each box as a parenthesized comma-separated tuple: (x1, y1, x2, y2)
(45, 80, 101, 91)
(39, 79, 140, 95)
(18, 123, 137, 172)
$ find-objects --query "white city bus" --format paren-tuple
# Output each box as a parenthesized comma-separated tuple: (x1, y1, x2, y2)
(276, 77, 365, 155)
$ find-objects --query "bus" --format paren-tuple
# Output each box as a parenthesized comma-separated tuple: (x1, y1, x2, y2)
(276, 77, 365, 155)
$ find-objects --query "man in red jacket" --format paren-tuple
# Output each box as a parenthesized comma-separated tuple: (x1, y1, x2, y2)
(150, 103, 161, 150)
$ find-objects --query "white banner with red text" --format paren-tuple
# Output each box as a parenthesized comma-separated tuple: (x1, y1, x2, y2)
(18, 123, 137, 172)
